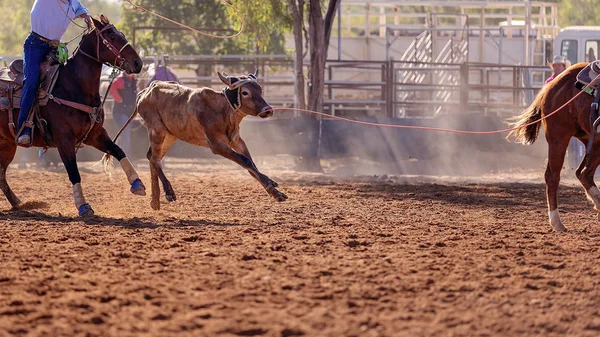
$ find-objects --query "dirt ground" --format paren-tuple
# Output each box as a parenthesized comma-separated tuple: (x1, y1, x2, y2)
(1, 156, 600, 337)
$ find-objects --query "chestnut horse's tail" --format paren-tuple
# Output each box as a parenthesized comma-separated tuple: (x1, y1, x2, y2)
(506, 83, 549, 145)
(100, 104, 140, 173)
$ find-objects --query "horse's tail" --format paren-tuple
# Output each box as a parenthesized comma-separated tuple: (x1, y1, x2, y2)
(506, 84, 548, 144)
(100, 103, 140, 173)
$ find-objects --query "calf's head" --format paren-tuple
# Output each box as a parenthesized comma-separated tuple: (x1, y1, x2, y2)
(218, 69, 273, 118)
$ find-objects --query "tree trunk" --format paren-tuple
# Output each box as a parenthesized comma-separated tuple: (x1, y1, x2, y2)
(298, 0, 341, 172)
(288, 0, 306, 111)
(288, 0, 341, 172)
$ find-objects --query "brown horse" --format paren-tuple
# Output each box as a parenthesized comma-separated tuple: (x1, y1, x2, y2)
(508, 62, 599, 232)
(0, 15, 145, 216)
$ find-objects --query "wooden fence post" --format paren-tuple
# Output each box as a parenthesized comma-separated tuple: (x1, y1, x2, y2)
(460, 62, 469, 113)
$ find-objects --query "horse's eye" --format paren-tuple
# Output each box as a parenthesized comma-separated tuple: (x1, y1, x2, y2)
(109, 33, 115, 41)
(241, 90, 249, 97)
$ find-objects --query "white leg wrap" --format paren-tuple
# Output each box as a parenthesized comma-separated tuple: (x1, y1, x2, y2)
(73, 183, 87, 209)
(120, 158, 139, 184)
(548, 209, 566, 232)
(587, 187, 600, 211)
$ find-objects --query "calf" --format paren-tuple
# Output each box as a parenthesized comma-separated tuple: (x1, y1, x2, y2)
(105, 70, 287, 210)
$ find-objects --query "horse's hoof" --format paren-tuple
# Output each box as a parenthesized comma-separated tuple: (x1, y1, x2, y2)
(78, 203, 94, 217)
(165, 194, 176, 202)
(552, 222, 568, 232)
(130, 178, 146, 196)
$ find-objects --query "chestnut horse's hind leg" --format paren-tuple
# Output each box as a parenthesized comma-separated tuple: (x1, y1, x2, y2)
(147, 129, 177, 210)
(575, 137, 600, 217)
(0, 139, 21, 208)
(89, 128, 146, 196)
(57, 137, 93, 217)
(545, 135, 571, 232)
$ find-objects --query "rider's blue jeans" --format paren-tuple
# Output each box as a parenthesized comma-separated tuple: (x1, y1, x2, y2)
(18, 33, 51, 134)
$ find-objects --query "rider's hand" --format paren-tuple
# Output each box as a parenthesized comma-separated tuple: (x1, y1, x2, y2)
(82, 14, 93, 29)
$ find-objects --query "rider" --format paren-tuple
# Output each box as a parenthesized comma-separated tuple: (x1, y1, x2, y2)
(16, 0, 92, 147)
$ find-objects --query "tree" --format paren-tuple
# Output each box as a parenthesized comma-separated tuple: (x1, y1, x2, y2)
(288, 0, 341, 172)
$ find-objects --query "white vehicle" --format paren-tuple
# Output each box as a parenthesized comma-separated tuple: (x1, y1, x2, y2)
(554, 26, 600, 64)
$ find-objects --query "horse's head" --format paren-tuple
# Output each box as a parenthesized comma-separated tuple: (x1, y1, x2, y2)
(218, 69, 273, 118)
(79, 15, 143, 74)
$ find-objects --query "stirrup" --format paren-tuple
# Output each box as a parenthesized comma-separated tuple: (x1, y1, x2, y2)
(594, 116, 600, 133)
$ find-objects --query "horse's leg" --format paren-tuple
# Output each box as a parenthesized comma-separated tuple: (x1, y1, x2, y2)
(57, 137, 93, 217)
(545, 135, 571, 232)
(575, 137, 600, 217)
(87, 128, 145, 195)
(147, 129, 176, 210)
(0, 139, 21, 208)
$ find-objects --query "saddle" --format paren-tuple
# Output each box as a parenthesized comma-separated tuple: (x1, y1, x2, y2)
(575, 60, 600, 95)
(0, 59, 60, 142)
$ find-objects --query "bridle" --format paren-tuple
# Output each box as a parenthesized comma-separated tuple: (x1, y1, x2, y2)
(76, 23, 131, 71)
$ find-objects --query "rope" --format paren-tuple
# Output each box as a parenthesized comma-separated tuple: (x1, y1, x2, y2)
(122, 0, 245, 39)
(274, 73, 600, 135)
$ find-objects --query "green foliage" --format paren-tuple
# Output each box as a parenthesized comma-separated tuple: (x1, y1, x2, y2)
(117, 0, 290, 57)
(557, 0, 600, 26)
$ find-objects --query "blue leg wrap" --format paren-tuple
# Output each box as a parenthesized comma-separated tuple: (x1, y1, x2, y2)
(78, 203, 94, 217)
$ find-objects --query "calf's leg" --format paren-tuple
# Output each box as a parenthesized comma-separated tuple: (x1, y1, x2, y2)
(147, 129, 177, 210)
(213, 135, 287, 202)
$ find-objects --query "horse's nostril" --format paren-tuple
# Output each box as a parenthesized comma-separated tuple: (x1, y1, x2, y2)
(134, 59, 143, 72)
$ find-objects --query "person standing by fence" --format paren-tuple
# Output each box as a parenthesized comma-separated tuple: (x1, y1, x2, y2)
(109, 73, 137, 156)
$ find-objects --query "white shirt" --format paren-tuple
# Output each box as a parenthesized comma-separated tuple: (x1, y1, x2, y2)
(30, 0, 89, 41)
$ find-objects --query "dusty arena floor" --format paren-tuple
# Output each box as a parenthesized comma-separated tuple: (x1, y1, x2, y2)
(1, 157, 600, 337)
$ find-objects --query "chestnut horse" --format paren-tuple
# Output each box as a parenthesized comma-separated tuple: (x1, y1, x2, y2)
(509, 62, 599, 232)
(0, 15, 145, 216)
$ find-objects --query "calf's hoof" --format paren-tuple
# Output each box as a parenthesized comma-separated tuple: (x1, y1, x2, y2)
(165, 193, 176, 202)
(78, 203, 95, 217)
(130, 178, 146, 196)
(150, 199, 160, 211)
(267, 187, 288, 202)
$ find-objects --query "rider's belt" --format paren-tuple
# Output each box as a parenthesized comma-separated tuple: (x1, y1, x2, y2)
(31, 32, 60, 48)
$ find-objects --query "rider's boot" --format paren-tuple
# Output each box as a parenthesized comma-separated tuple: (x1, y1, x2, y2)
(16, 128, 32, 146)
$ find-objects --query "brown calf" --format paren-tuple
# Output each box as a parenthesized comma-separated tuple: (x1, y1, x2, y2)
(105, 70, 288, 210)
